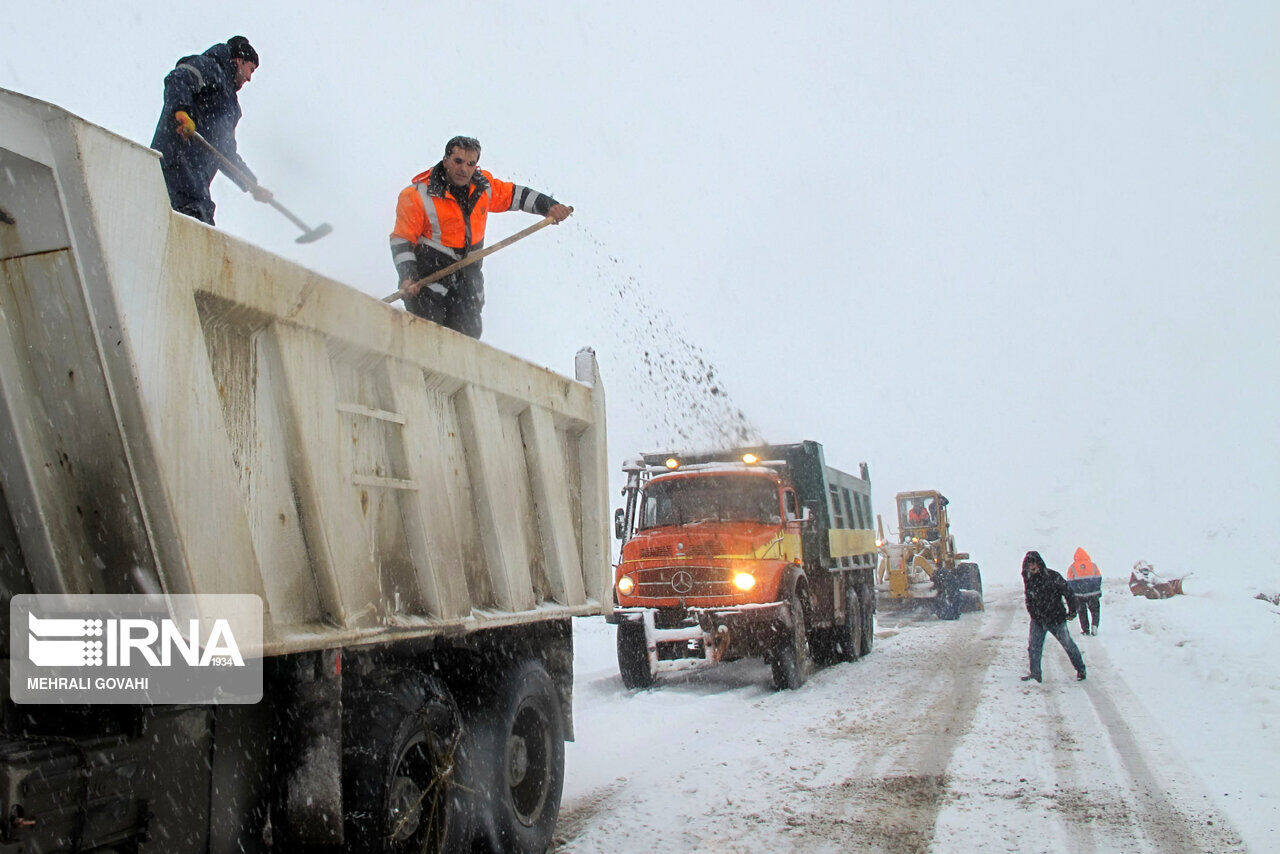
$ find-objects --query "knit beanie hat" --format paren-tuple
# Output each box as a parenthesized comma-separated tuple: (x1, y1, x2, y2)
(227, 36, 259, 66)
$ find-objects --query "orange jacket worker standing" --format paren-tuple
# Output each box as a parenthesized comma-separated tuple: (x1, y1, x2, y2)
(389, 136, 571, 339)
(1066, 547, 1103, 635)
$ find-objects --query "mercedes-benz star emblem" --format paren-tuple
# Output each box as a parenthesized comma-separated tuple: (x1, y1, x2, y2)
(670, 570, 694, 594)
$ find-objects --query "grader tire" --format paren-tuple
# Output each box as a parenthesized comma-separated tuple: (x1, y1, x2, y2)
(933, 568, 961, 620)
(958, 562, 984, 613)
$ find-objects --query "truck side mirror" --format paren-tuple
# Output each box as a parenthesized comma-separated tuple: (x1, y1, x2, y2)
(614, 508, 627, 540)
(801, 501, 821, 531)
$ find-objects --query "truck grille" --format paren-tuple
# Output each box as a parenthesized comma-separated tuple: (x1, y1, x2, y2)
(633, 565, 733, 598)
(639, 541, 724, 559)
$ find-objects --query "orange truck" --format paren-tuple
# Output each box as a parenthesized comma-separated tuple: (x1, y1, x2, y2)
(607, 442, 877, 690)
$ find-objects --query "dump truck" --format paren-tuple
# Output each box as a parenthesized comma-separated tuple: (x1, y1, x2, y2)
(876, 490, 983, 619)
(608, 442, 877, 690)
(0, 88, 610, 853)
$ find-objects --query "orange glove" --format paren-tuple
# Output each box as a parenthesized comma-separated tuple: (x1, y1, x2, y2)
(174, 111, 196, 139)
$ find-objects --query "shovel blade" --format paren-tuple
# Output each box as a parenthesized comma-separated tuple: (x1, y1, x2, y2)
(295, 222, 333, 244)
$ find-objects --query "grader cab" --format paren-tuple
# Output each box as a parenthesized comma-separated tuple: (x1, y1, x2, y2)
(876, 490, 983, 619)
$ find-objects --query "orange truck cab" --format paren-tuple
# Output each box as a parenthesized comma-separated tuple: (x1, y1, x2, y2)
(607, 441, 877, 690)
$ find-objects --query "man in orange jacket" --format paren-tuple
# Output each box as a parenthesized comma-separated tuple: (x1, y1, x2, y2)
(389, 136, 572, 338)
(1067, 547, 1103, 635)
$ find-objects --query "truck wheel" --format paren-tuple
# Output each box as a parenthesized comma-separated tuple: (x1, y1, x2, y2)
(834, 585, 864, 662)
(770, 588, 812, 690)
(860, 583, 876, 654)
(473, 659, 565, 854)
(616, 621, 654, 689)
(343, 672, 473, 853)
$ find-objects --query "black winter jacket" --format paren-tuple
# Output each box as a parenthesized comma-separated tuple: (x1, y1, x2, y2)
(151, 43, 255, 197)
(1022, 565, 1076, 626)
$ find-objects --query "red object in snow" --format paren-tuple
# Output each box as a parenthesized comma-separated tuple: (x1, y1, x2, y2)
(1128, 561, 1185, 599)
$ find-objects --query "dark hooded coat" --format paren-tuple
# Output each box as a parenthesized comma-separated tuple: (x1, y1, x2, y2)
(1022, 550, 1076, 626)
(151, 42, 256, 223)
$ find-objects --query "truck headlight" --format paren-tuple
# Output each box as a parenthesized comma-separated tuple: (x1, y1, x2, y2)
(733, 572, 756, 591)
(617, 575, 636, 596)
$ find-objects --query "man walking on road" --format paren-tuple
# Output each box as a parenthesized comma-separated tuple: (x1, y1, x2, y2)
(389, 136, 572, 339)
(151, 36, 272, 224)
(1021, 550, 1087, 683)
(1067, 546, 1103, 635)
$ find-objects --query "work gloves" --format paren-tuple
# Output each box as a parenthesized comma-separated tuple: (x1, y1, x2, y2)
(174, 111, 196, 139)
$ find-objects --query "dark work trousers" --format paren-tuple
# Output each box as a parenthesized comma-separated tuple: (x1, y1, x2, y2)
(403, 265, 484, 339)
(1077, 595, 1101, 634)
(161, 163, 216, 225)
(1028, 619, 1085, 680)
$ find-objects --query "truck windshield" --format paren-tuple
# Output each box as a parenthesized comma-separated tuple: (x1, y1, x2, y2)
(638, 475, 781, 529)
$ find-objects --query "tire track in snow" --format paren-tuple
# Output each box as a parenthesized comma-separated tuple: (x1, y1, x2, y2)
(1077, 643, 1245, 852)
(552, 777, 630, 849)
(936, 591, 1244, 853)
(1040, 664, 1111, 853)
(787, 597, 1016, 851)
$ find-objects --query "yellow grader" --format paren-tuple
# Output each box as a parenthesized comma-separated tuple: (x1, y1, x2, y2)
(876, 490, 983, 619)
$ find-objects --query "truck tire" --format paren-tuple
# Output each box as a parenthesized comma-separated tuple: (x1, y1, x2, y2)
(770, 588, 812, 690)
(616, 621, 654, 689)
(343, 671, 473, 853)
(833, 584, 864, 662)
(860, 582, 876, 654)
(958, 562, 984, 612)
(472, 659, 565, 854)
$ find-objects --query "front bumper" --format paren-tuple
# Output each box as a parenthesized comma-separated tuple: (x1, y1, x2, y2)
(608, 601, 792, 666)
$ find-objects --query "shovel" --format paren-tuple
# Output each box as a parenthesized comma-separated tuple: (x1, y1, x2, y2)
(190, 131, 333, 244)
(381, 209, 571, 303)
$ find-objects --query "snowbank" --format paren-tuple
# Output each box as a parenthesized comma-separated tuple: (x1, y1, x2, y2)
(1099, 575, 1280, 849)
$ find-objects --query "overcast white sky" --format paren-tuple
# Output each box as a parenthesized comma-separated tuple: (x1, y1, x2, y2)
(4, 2, 1277, 586)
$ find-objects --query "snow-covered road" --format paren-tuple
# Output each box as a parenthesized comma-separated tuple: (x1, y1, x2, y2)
(555, 585, 1260, 852)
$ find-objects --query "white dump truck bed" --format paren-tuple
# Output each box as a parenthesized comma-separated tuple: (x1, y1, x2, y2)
(0, 88, 611, 656)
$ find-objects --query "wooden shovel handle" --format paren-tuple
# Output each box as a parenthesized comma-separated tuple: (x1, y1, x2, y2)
(381, 209, 572, 304)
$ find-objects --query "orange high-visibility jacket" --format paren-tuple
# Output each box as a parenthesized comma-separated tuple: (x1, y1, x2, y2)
(389, 165, 557, 282)
(1066, 547, 1102, 596)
